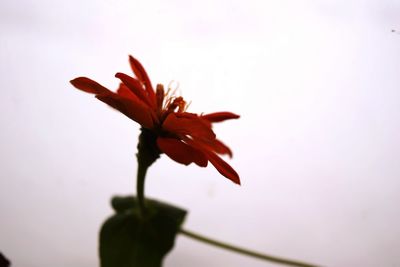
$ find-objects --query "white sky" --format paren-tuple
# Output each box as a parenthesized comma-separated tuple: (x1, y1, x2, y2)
(1, 0, 400, 266)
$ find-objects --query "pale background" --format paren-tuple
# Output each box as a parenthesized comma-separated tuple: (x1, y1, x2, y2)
(1, 0, 400, 266)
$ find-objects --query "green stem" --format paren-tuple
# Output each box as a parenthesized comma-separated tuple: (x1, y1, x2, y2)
(135, 128, 160, 217)
(136, 161, 149, 217)
(179, 229, 319, 267)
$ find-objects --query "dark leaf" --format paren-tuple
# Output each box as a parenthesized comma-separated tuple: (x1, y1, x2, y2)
(0, 252, 10, 267)
(100, 196, 187, 267)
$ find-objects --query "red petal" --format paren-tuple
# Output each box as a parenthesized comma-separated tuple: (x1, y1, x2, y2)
(116, 83, 137, 99)
(115, 73, 153, 108)
(116, 84, 159, 126)
(157, 137, 207, 167)
(163, 113, 215, 140)
(209, 139, 233, 157)
(96, 93, 155, 129)
(128, 55, 156, 105)
(205, 151, 240, 185)
(70, 77, 110, 94)
(187, 137, 233, 158)
(201, 112, 240, 123)
(175, 112, 198, 119)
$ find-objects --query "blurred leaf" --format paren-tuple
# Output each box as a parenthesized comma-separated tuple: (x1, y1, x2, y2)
(0, 251, 10, 267)
(100, 196, 187, 267)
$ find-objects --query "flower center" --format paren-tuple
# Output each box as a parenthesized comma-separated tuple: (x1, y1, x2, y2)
(156, 82, 191, 116)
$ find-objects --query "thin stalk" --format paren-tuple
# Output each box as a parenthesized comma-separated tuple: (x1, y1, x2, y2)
(136, 161, 148, 217)
(179, 229, 319, 267)
(135, 128, 160, 217)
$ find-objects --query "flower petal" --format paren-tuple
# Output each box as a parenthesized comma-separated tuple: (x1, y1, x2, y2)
(116, 83, 138, 100)
(201, 112, 240, 123)
(116, 83, 158, 124)
(204, 151, 240, 185)
(208, 139, 233, 157)
(70, 77, 110, 94)
(174, 112, 198, 119)
(96, 93, 155, 129)
(128, 55, 156, 105)
(186, 137, 233, 158)
(157, 137, 207, 167)
(163, 113, 215, 140)
(115, 72, 153, 108)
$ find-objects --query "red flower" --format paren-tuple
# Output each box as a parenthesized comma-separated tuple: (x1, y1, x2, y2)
(70, 56, 240, 184)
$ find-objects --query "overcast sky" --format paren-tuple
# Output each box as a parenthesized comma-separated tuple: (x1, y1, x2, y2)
(1, 0, 400, 266)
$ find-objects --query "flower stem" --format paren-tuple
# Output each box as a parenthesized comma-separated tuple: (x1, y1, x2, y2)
(136, 161, 148, 217)
(136, 128, 161, 217)
(179, 229, 319, 267)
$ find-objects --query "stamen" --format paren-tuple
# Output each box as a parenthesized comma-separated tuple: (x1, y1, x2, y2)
(161, 80, 191, 113)
(168, 80, 180, 92)
(167, 97, 184, 112)
(184, 101, 192, 112)
(177, 98, 187, 113)
(156, 84, 164, 111)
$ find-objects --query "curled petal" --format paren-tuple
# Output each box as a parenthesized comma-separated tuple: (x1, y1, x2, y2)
(115, 72, 153, 108)
(70, 77, 110, 95)
(205, 151, 240, 185)
(117, 84, 159, 125)
(209, 139, 233, 158)
(201, 112, 240, 123)
(157, 137, 207, 167)
(128, 55, 156, 105)
(96, 93, 154, 129)
(116, 83, 137, 100)
(184, 138, 238, 183)
(187, 138, 233, 158)
(163, 113, 215, 141)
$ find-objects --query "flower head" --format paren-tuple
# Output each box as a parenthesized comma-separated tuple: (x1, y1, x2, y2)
(70, 56, 240, 184)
